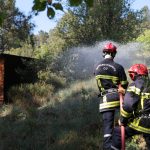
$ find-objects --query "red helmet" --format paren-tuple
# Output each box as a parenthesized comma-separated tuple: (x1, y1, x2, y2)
(103, 43, 117, 53)
(128, 64, 148, 80)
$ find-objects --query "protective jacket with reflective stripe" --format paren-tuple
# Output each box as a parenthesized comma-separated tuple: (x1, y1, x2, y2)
(94, 58, 128, 112)
(121, 77, 150, 134)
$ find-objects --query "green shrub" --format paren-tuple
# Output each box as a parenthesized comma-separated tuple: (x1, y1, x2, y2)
(126, 135, 147, 150)
(38, 69, 67, 89)
(8, 82, 54, 108)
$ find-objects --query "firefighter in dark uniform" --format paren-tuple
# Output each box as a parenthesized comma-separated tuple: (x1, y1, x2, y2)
(94, 43, 128, 150)
(111, 64, 150, 150)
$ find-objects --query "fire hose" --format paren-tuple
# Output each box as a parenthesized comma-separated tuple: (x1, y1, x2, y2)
(119, 85, 125, 150)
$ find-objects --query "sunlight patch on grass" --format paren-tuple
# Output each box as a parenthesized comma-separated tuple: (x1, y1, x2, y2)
(0, 105, 13, 117)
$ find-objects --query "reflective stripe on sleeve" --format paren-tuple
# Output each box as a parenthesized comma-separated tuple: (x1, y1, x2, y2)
(141, 92, 150, 109)
(121, 108, 132, 118)
(127, 86, 141, 95)
(121, 80, 128, 85)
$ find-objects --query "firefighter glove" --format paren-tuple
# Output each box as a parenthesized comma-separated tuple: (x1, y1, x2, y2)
(118, 86, 125, 95)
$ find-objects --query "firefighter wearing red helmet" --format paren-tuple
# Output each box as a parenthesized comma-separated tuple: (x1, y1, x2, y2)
(111, 64, 150, 150)
(103, 42, 117, 56)
(128, 64, 148, 80)
(94, 43, 128, 150)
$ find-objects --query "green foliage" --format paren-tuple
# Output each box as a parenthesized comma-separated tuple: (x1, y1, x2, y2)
(0, 11, 6, 26)
(8, 82, 54, 107)
(5, 43, 35, 58)
(38, 69, 67, 89)
(0, 0, 35, 52)
(136, 30, 150, 46)
(69, 0, 83, 6)
(33, 0, 63, 19)
(32, 0, 94, 20)
(52, 3, 63, 11)
(84, 0, 94, 7)
(126, 135, 147, 150)
(47, 7, 55, 19)
(0, 1, 148, 149)
(53, 0, 143, 46)
(32, 0, 47, 12)
(126, 142, 138, 150)
(138, 6, 150, 32)
(34, 30, 67, 61)
(0, 78, 101, 150)
(136, 29, 150, 65)
(0, 77, 146, 149)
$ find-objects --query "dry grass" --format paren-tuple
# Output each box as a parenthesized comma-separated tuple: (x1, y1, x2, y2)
(0, 77, 145, 150)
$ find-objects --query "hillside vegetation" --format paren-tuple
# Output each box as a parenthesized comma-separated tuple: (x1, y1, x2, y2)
(0, 78, 103, 150)
(0, 78, 147, 150)
(0, 1, 150, 149)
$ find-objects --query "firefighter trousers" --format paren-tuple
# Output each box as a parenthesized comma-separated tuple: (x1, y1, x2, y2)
(101, 110, 116, 150)
(111, 126, 150, 150)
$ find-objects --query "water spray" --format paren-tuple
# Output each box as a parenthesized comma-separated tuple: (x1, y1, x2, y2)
(57, 41, 145, 81)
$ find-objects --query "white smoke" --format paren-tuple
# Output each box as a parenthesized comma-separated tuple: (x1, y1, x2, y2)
(115, 42, 145, 68)
(59, 41, 145, 80)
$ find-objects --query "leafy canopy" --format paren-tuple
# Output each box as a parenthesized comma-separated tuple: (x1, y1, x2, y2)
(32, 0, 93, 19)
(0, 0, 35, 52)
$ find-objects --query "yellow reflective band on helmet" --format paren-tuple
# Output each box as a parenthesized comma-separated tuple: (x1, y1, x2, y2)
(121, 80, 128, 85)
(121, 108, 132, 118)
(128, 118, 150, 134)
(96, 75, 119, 81)
(127, 86, 141, 95)
(100, 101, 120, 109)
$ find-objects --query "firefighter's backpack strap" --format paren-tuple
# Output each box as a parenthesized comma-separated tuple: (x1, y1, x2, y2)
(140, 77, 150, 113)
